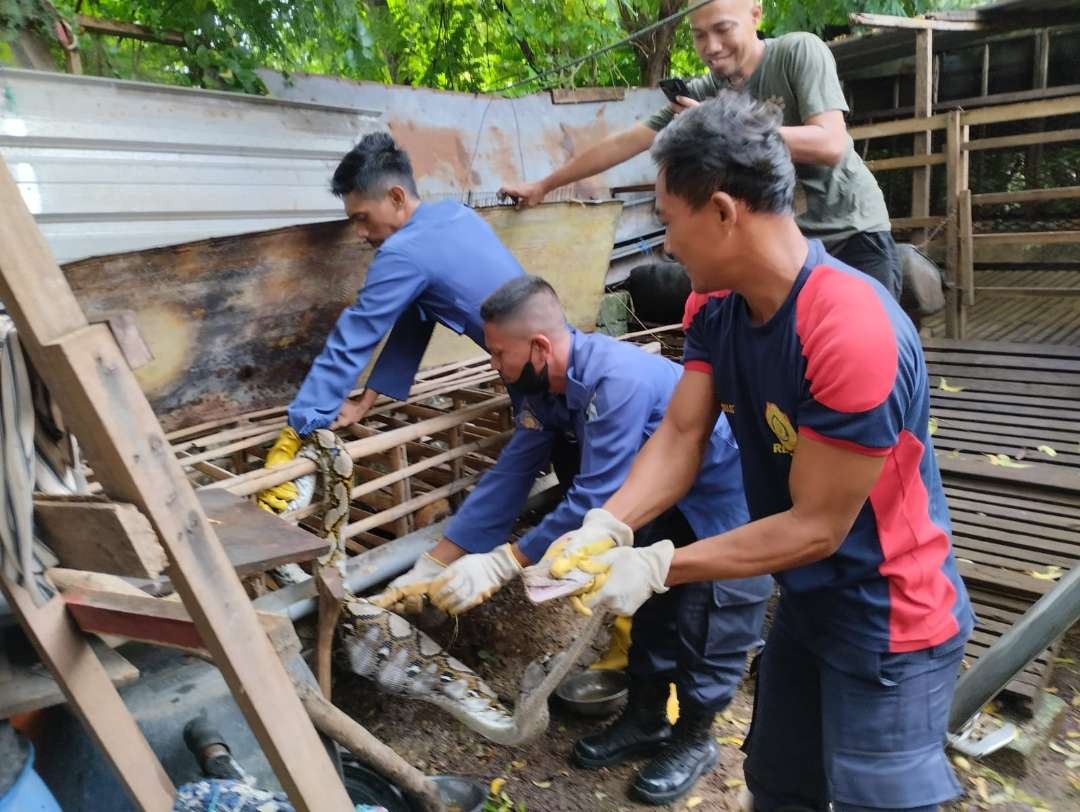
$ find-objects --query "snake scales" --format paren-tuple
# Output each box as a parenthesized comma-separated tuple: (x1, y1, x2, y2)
(294, 428, 604, 746)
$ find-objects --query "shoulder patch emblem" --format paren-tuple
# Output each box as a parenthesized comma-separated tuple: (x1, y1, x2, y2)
(518, 408, 543, 431)
(765, 402, 797, 455)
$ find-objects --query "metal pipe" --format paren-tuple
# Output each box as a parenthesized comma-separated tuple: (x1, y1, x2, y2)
(949, 563, 1080, 732)
(255, 475, 561, 622)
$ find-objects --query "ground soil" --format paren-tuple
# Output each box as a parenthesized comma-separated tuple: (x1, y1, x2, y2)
(334, 584, 1080, 812)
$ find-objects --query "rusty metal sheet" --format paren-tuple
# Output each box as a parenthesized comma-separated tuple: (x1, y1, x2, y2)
(62, 201, 620, 431)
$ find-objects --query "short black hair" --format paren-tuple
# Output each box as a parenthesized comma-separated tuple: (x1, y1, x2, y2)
(481, 276, 559, 324)
(331, 132, 419, 199)
(650, 90, 795, 214)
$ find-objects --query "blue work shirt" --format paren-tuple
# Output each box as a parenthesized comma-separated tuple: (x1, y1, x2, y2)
(446, 331, 765, 588)
(287, 200, 525, 434)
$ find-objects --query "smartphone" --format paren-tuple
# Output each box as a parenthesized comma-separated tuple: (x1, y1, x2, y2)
(659, 77, 691, 104)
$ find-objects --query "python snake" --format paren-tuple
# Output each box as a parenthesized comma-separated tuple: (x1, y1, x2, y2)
(295, 428, 605, 746)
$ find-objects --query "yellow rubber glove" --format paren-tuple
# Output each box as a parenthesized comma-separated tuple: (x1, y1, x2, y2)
(591, 616, 633, 672)
(256, 427, 302, 513)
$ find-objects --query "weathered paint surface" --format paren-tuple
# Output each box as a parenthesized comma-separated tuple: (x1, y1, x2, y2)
(62, 202, 620, 431)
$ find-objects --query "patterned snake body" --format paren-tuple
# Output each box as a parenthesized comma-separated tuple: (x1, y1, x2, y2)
(298, 428, 604, 746)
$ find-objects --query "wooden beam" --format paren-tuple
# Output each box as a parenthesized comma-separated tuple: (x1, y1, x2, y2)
(0, 159, 351, 812)
(33, 496, 167, 578)
(890, 216, 946, 230)
(945, 110, 964, 338)
(962, 94, 1080, 127)
(972, 186, 1080, 206)
(0, 577, 174, 809)
(76, 15, 186, 46)
(851, 113, 949, 141)
(966, 128, 1080, 153)
(849, 12, 983, 31)
(865, 153, 946, 171)
(958, 189, 974, 308)
(974, 231, 1080, 246)
(912, 28, 933, 246)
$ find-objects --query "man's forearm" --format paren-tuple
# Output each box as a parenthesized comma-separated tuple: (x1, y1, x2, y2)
(540, 125, 656, 195)
(666, 509, 841, 585)
(602, 421, 703, 531)
(779, 125, 845, 166)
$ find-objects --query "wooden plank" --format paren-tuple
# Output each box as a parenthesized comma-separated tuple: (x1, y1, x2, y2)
(849, 12, 983, 30)
(962, 94, 1080, 127)
(956, 559, 1050, 598)
(974, 285, 1080, 296)
(938, 454, 1080, 494)
(76, 14, 186, 45)
(891, 216, 946, 230)
(922, 336, 1080, 359)
(945, 110, 962, 337)
(34, 496, 167, 578)
(197, 490, 329, 575)
(974, 231, 1080, 246)
(958, 189, 974, 307)
(0, 577, 175, 809)
(0, 638, 139, 720)
(966, 130, 1080, 154)
(62, 203, 618, 433)
(0, 159, 351, 812)
(924, 348, 1080, 372)
(911, 27, 933, 247)
(973, 184, 1080, 205)
(850, 113, 949, 141)
(550, 86, 626, 104)
(865, 152, 946, 171)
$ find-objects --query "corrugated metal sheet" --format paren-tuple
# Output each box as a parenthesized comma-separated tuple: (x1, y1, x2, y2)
(0, 68, 382, 263)
(259, 71, 669, 280)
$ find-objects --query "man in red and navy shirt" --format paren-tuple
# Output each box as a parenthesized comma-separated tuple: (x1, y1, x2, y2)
(526, 91, 974, 811)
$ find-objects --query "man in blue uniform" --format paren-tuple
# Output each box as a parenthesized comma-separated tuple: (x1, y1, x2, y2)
(257, 133, 525, 512)
(536, 93, 974, 811)
(374, 276, 770, 805)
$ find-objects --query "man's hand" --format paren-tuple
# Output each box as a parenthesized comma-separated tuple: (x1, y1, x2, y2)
(331, 388, 378, 429)
(428, 544, 522, 615)
(368, 553, 447, 614)
(570, 540, 675, 617)
(541, 509, 634, 573)
(669, 95, 700, 116)
(498, 181, 547, 209)
(256, 427, 303, 513)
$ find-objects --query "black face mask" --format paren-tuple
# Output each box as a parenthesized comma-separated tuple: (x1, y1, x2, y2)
(507, 359, 550, 397)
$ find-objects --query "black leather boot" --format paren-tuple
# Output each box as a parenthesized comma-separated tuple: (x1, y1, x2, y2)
(572, 680, 673, 769)
(632, 704, 719, 805)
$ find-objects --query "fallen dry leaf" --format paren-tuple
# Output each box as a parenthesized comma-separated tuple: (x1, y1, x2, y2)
(1028, 566, 1064, 581)
(928, 417, 939, 435)
(717, 735, 744, 746)
(952, 755, 971, 771)
(1037, 445, 1058, 457)
(686, 797, 704, 809)
(939, 377, 965, 393)
(489, 777, 506, 795)
(724, 778, 745, 789)
(985, 453, 1032, 469)
(531, 780, 552, 789)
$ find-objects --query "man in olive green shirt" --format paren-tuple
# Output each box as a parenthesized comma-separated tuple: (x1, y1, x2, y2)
(500, 0, 900, 299)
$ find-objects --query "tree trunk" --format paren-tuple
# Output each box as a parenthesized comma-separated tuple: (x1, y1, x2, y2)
(619, 0, 685, 87)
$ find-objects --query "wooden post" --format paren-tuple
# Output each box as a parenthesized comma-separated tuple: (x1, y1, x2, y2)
(0, 159, 352, 812)
(389, 445, 413, 537)
(1027, 30, 1051, 203)
(945, 110, 961, 338)
(315, 567, 345, 698)
(0, 577, 175, 810)
(912, 28, 933, 247)
(959, 189, 975, 308)
(448, 396, 465, 508)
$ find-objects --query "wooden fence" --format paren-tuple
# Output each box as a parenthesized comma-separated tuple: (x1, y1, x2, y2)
(850, 93, 1080, 338)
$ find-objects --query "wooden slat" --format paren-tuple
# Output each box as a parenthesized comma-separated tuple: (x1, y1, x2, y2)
(965, 130, 1080, 154)
(974, 231, 1080, 246)
(865, 152, 946, 171)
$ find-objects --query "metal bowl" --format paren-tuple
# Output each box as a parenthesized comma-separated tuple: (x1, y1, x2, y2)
(556, 669, 628, 717)
(429, 774, 487, 812)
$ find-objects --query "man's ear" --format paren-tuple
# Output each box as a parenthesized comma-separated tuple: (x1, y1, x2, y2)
(710, 191, 738, 230)
(388, 185, 408, 208)
(531, 334, 553, 363)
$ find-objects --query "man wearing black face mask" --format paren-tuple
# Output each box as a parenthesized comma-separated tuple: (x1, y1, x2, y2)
(372, 276, 769, 805)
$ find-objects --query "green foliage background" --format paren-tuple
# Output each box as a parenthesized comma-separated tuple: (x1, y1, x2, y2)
(0, 1, 982, 96)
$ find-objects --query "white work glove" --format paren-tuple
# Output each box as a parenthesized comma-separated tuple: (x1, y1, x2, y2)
(429, 544, 522, 615)
(542, 509, 634, 573)
(569, 540, 675, 617)
(368, 553, 446, 614)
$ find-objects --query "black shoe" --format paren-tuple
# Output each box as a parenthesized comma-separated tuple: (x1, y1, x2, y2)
(632, 705, 719, 805)
(572, 679, 673, 769)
